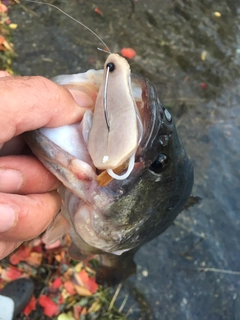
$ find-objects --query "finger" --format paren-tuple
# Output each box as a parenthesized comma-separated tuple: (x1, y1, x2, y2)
(0, 240, 22, 260)
(0, 71, 11, 78)
(0, 75, 94, 143)
(0, 155, 61, 194)
(0, 191, 61, 241)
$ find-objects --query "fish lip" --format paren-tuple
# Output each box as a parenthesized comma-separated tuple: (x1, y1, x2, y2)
(130, 74, 163, 162)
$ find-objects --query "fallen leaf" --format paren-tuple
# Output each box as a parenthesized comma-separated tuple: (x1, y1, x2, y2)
(64, 280, 77, 295)
(23, 296, 36, 316)
(9, 23, 18, 29)
(52, 277, 62, 289)
(9, 246, 31, 265)
(3, 40, 14, 53)
(77, 269, 98, 294)
(74, 262, 83, 273)
(1, 266, 23, 281)
(200, 82, 207, 89)
(57, 311, 75, 320)
(0, 36, 6, 45)
(94, 7, 102, 16)
(81, 307, 88, 315)
(74, 284, 92, 296)
(121, 47, 137, 59)
(0, 3, 8, 13)
(88, 299, 101, 313)
(38, 295, 59, 317)
(61, 288, 71, 300)
(26, 252, 42, 267)
(73, 305, 82, 319)
(214, 11, 221, 17)
(55, 254, 62, 262)
(201, 51, 207, 61)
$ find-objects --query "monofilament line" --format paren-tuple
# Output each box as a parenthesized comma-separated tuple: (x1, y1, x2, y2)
(23, 0, 111, 53)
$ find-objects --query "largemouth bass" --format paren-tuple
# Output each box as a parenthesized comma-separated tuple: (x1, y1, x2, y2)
(25, 54, 194, 285)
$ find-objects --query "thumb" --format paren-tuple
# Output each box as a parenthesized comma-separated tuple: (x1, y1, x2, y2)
(0, 75, 94, 144)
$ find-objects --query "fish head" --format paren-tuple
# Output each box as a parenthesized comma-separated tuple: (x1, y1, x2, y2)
(24, 54, 193, 259)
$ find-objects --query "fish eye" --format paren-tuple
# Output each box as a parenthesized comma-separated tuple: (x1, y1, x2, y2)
(149, 154, 169, 174)
(107, 62, 115, 72)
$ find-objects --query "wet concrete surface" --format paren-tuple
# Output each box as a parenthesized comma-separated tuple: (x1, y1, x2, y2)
(9, 0, 240, 319)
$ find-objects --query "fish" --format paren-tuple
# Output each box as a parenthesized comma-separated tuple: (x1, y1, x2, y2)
(24, 53, 194, 285)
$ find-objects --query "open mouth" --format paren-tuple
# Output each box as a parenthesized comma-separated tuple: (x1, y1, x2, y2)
(23, 57, 160, 254)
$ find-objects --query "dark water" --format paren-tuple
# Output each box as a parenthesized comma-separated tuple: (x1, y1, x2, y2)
(9, 0, 240, 319)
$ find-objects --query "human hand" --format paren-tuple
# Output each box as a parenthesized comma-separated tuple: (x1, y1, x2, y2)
(0, 71, 93, 259)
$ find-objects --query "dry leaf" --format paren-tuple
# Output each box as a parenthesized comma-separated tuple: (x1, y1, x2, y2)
(26, 252, 42, 267)
(9, 23, 18, 29)
(74, 284, 92, 296)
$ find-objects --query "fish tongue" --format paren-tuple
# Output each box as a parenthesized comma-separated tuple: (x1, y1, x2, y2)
(87, 53, 138, 170)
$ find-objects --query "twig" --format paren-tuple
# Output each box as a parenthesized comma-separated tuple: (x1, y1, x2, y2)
(125, 303, 137, 318)
(197, 267, 240, 275)
(174, 221, 205, 239)
(118, 294, 129, 313)
(108, 283, 122, 311)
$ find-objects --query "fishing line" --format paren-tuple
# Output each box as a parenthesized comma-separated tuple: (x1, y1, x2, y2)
(22, 0, 111, 53)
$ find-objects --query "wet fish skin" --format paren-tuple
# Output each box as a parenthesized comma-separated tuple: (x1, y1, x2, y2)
(24, 73, 193, 285)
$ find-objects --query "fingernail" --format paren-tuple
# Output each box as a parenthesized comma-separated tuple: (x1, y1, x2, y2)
(0, 169, 23, 193)
(70, 89, 94, 108)
(0, 204, 17, 232)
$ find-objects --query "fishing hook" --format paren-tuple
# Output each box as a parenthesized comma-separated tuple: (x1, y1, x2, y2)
(103, 62, 115, 132)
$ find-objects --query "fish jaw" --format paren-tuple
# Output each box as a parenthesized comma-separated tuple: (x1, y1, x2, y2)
(24, 130, 98, 204)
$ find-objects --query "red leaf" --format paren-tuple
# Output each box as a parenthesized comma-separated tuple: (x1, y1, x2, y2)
(38, 295, 59, 317)
(94, 7, 102, 16)
(86, 277, 98, 294)
(52, 277, 62, 289)
(64, 280, 77, 295)
(78, 270, 98, 294)
(121, 47, 137, 59)
(23, 296, 36, 316)
(9, 246, 31, 265)
(5, 267, 23, 280)
(78, 269, 88, 284)
(73, 305, 82, 318)
(200, 82, 207, 89)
